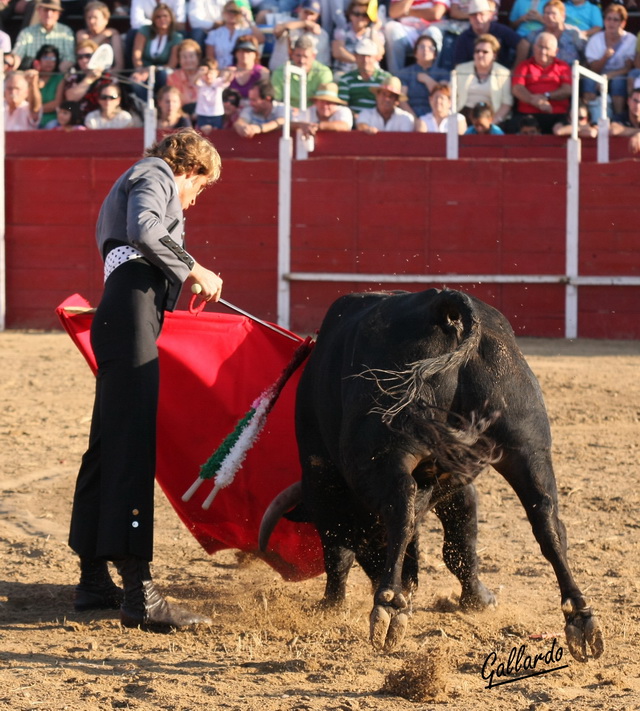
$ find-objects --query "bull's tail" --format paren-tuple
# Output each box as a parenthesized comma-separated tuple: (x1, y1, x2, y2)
(365, 290, 480, 424)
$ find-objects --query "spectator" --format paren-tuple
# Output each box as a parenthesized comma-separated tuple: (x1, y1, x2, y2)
(583, 3, 635, 120)
(398, 34, 449, 118)
(517, 112, 541, 133)
(229, 35, 270, 105)
(454, 0, 524, 68)
(563, 0, 603, 40)
(269, 0, 331, 71)
(514, 0, 585, 66)
(46, 99, 87, 129)
(13, 0, 75, 72)
(416, 82, 467, 131)
(293, 81, 354, 135)
(63, 40, 114, 122)
(384, 0, 448, 75)
(611, 88, 640, 152)
(511, 31, 571, 133)
(31, 44, 64, 129)
(205, 1, 264, 70)
(271, 35, 333, 109)
(357, 75, 416, 132)
(188, 0, 227, 51)
(85, 82, 136, 128)
(222, 86, 242, 127)
(4, 69, 42, 131)
(233, 79, 286, 137)
(552, 98, 597, 136)
(167, 39, 203, 117)
(195, 58, 234, 131)
(464, 100, 505, 132)
(131, 3, 184, 90)
(157, 85, 192, 127)
(338, 37, 391, 115)
(455, 33, 512, 125)
(130, 0, 186, 31)
(331, 0, 384, 78)
(76, 1, 125, 72)
(509, 0, 544, 38)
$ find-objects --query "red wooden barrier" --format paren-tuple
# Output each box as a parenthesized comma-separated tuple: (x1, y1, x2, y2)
(3, 130, 639, 338)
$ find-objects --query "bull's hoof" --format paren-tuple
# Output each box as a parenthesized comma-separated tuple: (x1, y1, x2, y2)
(370, 605, 410, 652)
(562, 598, 605, 662)
(460, 581, 497, 611)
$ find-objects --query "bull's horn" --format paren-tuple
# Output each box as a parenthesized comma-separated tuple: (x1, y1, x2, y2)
(258, 482, 302, 552)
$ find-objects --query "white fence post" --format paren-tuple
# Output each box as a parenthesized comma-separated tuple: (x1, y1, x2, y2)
(143, 66, 157, 150)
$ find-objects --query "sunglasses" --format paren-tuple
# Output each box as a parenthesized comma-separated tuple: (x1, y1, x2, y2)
(4, 58, 14, 68)
(474, 49, 491, 54)
(350, 10, 368, 16)
(578, 114, 589, 121)
(99, 94, 119, 100)
(77, 53, 93, 59)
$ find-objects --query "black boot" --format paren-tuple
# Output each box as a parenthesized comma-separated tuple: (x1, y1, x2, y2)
(116, 557, 212, 632)
(74, 558, 124, 612)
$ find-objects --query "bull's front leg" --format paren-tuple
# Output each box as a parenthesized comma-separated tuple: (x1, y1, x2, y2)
(498, 452, 605, 662)
(355, 457, 421, 653)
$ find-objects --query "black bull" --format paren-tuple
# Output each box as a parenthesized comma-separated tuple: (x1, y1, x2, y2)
(260, 288, 604, 661)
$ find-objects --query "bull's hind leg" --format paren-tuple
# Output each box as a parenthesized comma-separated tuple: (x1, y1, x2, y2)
(497, 451, 604, 662)
(433, 484, 496, 610)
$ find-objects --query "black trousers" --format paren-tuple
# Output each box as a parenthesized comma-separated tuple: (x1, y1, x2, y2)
(69, 259, 169, 562)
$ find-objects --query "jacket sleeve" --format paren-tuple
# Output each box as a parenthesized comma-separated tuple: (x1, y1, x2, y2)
(126, 165, 193, 286)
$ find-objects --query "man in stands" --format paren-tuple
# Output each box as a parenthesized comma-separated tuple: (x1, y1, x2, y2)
(13, 0, 75, 71)
(611, 88, 640, 154)
(511, 31, 571, 133)
(453, 0, 524, 69)
(292, 82, 354, 135)
(356, 75, 416, 132)
(271, 35, 333, 109)
(338, 37, 391, 117)
(4, 70, 42, 131)
(234, 79, 286, 137)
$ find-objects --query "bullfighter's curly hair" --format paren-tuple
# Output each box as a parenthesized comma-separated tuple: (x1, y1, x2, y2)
(145, 128, 222, 183)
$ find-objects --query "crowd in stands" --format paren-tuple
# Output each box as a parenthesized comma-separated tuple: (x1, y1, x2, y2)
(3, 0, 640, 149)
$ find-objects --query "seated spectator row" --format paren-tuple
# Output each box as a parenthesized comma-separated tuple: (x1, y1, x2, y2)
(3, 0, 640, 144)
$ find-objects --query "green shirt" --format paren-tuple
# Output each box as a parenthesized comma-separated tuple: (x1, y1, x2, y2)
(14, 22, 75, 65)
(338, 67, 391, 115)
(271, 61, 333, 110)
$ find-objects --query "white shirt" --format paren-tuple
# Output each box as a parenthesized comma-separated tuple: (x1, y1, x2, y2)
(85, 109, 135, 129)
(357, 106, 415, 132)
(419, 111, 466, 133)
(188, 0, 226, 31)
(130, 0, 186, 29)
(308, 103, 354, 128)
(585, 31, 635, 73)
(195, 77, 226, 116)
(4, 100, 41, 131)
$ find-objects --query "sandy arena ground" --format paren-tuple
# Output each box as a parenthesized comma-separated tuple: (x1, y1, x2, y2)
(0, 330, 639, 711)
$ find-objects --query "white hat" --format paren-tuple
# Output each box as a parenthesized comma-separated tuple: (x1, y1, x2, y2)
(468, 0, 492, 14)
(354, 37, 379, 56)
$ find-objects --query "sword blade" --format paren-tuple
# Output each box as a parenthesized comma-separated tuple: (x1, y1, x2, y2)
(218, 298, 299, 341)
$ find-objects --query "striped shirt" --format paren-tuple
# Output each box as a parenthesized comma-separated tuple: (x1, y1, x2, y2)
(338, 67, 391, 115)
(13, 22, 75, 65)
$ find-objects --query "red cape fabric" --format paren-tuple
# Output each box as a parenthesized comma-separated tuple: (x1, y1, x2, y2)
(56, 294, 324, 582)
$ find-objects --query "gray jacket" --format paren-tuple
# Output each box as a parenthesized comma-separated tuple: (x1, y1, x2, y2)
(96, 156, 194, 311)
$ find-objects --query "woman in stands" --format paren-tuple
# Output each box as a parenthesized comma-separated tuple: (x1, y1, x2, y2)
(167, 39, 203, 118)
(454, 33, 513, 126)
(131, 3, 184, 94)
(76, 1, 125, 72)
(64, 40, 115, 122)
(228, 35, 269, 106)
(84, 82, 137, 128)
(416, 83, 467, 133)
(331, 0, 384, 77)
(205, 0, 264, 69)
(33, 44, 64, 128)
(156, 85, 192, 128)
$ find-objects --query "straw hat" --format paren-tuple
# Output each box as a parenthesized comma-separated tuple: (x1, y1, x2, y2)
(370, 76, 407, 102)
(311, 82, 347, 105)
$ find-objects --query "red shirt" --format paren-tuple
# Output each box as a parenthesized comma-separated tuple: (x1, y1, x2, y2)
(511, 57, 571, 114)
